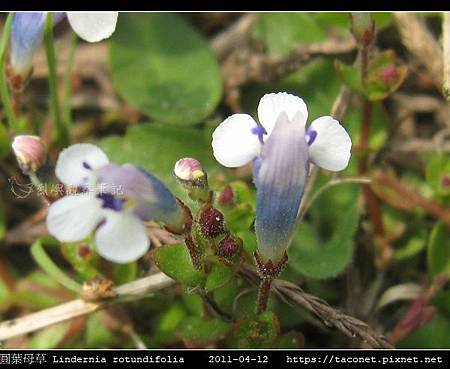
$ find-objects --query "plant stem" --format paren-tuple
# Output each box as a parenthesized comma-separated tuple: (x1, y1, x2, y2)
(256, 277, 272, 315)
(0, 12, 17, 132)
(31, 237, 82, 293)
(44, 13, 68, 147)
(62, 32, 77, 127)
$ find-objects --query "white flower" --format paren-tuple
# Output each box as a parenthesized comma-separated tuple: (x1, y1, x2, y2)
(212, 92, 351, 172)
(46, 144, 184, 264)
(211, 92, 352, 262)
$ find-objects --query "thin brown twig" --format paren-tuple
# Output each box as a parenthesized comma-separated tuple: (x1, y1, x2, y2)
(240, 265, 394, 349)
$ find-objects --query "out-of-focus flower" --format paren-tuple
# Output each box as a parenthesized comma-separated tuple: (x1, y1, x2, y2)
(212, 92, 352, 262)
(46, 143, 186, 264)
(9, 12, 118, 81)
(11, 135, 47, 173)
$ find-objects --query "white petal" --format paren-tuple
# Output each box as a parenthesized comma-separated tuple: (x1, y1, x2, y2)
(46, 193, 103, 242)
(95, 211, 150, 264)
(67, 12, 118, 43)
(308, 116, 352, 171)
(212, 114, 262, 167)
(55, 143, 109, 187)
(257, 92, 308, 136)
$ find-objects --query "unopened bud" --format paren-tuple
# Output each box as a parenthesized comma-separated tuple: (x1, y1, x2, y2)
(350, 12, 375, 46)
(78, 244, 91, 259)
(198, 206, 225, 239)
(218, 234, 242, 258)
(218, 185, 234, 206)
(174, 157, 207, 188)
(12, 135, 47, 173)
(380, 65, 398, 83)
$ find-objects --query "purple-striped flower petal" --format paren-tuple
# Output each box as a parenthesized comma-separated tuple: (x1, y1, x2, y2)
(254, 111, 309, 262)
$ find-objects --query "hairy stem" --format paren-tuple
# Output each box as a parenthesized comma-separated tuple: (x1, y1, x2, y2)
(256, 277, 273, 315)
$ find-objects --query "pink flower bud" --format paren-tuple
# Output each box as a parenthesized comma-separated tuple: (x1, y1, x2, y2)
(380, 65, 398, 83)
(11, 135, 47, 173)
(173, 157, 207, 188)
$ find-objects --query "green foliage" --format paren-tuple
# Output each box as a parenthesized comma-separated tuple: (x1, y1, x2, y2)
(110, 13, 222, 126)
(427, 222, 450, 277)
(426, 154, 450, 199)
(231, 312, 280, 348)
(13, 271, 68, 310)
(399, 313, 450, 348)
(288, 185, 360, 279)
(153, 243, 205, 287)
(0, 199, 5, 241)
(336, 50, 407, 101)
(31, 237, 82, 293)
(177, 316, 231, 346)
(85, 312, 114, 348)
(0, 122, 9, 158)
(252, 13, 326, 55)
(205, 260, 237, 292)
(29, 322, 71, 349)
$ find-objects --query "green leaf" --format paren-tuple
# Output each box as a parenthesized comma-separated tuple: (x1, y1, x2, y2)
(252, 13, 326, 55)
(153, 243, 205, 287)
(177, 316, 231, 347)
(394, 237, 426, 261)
(288, 186, 360, 279)
(426, 154, 450, 199)
(217, 181, 256, 233)
(427, 222, 450, 277)
(14, 271, 67, 309)
(154, 303, 187, 345)
(399, 313, 450, 348)
(86, 312, 114, 348)
(110, 13, 222, 125)
(0, 276, 11, 312)
(232, 312, 280, 348)
(29, 322, 70, 348)
(97, 123, 214, 200)
(334, 61, 364, 94)
(0, 122, 9, 158)
(61, 240, 102, 281)
(0, 199, 5, 241)
(205, 261, 237, 292)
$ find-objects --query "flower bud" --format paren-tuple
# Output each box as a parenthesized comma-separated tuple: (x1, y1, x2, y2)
(174, 157, 207, 188)
(218, 234, 241, 258)
(350, 12, 375, 46)
(12, 135, 47, 173)
(198, 206, 225, 239)
(218, 185, 234, 207)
